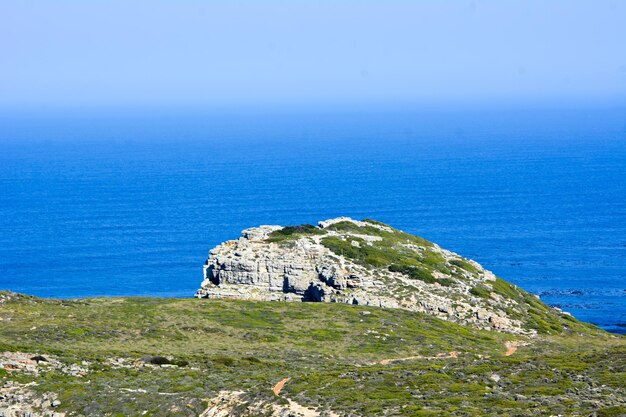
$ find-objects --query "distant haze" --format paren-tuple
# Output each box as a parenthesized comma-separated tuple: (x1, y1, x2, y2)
(1, 1, 625, 109)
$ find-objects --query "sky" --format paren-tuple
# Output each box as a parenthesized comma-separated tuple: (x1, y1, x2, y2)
(1, 0, 625, 109)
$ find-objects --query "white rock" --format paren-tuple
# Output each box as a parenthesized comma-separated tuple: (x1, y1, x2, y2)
(194, 218, 532, 334)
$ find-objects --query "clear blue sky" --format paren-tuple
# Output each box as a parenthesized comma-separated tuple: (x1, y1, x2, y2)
(1, 1, 625, 109)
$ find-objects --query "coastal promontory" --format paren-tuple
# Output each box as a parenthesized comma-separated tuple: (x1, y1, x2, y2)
(196, 217, 585, 335)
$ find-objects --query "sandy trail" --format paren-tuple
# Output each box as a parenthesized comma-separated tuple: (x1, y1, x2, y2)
(272, 377, 290, 396)
(504, 340, 529, 356)
(275, 398, 340, 417)
(505, 342, 517, 356)
(271, 378, 340, 417)
(378, 351, 459, 365)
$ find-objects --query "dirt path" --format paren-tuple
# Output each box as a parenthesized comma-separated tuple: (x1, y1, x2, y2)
(378, 351, 459, 365)
(270, 378, 340, 417)
(200, 389, 340, 417)
(504, 340, 530, 356)
(273, 398, 339, 417)
(504, 341, 517, 356)
(272, 377, 290, 396)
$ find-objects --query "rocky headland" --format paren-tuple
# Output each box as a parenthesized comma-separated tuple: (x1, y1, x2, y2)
(196, 217, 576, 335)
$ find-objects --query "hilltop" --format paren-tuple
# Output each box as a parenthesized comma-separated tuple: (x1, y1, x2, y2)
(196, 217, 594, 335)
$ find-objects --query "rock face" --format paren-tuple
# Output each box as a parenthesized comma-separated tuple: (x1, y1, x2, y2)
(0, 352, 67, 417)
(196, 217, 548, 334)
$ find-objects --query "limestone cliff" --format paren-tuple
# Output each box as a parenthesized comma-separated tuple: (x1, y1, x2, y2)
(196, 217, 569, 335)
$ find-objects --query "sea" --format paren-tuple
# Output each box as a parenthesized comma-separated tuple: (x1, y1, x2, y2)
(1, 105, 625, 333)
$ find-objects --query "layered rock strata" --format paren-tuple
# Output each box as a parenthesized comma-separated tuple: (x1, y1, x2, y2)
(196, 217, 541, 334)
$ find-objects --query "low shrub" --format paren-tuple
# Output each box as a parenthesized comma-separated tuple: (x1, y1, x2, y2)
(388, 264, 435, 284)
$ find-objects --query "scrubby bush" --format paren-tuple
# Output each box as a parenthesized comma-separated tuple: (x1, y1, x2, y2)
(389, 264, 436, 284)
(265, 224, 326, 242)
(470, 285, 492, 298)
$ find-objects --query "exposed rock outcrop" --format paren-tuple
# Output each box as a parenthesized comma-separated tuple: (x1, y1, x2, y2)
(0, 353, 67, 417)
(196, 217, 553, 334)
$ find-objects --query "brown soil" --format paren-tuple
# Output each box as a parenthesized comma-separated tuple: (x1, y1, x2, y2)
(505, 341, 524, 356)
(272, 377, 290, 396)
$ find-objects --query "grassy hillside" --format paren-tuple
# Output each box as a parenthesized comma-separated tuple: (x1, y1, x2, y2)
(1, 292, 624, 416)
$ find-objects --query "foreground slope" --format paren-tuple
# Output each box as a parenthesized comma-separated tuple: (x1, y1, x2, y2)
(1, 219, 622, 416)
(0, 292, 624, 416)
(197, 217, 595, 335)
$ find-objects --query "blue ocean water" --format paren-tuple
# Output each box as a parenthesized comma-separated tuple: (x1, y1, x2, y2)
(1, 106, 625, 333)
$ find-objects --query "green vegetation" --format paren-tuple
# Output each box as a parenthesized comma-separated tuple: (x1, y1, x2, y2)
(388, 263, 437, 284)
(0, 292, 623, 416)
(286, 339, 626, 416)
(470, 285, 492, 298)
(265, 224, 326, 243)
(319, 221, 458, 287)
(325, 220, 433, 247)
(449, 258, 478, 274)
(467, 277, 599, 335)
